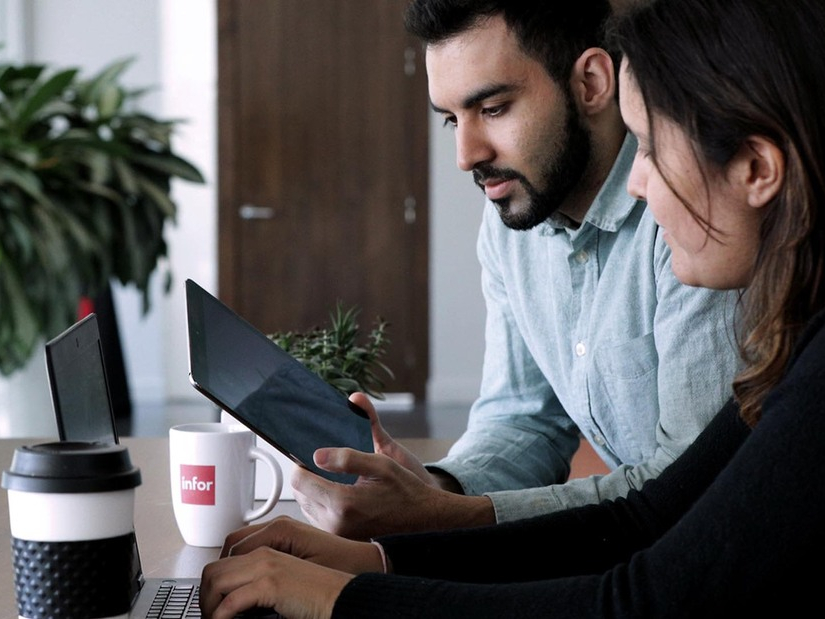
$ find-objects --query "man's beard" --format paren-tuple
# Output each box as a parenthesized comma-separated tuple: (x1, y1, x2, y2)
(473, 95, 592, 231)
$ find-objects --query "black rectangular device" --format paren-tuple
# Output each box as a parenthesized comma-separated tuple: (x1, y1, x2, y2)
(45, 313, 119, 444)
(184, 279, 373, 484)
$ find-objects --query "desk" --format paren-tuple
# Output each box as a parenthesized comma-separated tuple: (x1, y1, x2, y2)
(0, 436, 452, 618)
(0, 435, 605, 617)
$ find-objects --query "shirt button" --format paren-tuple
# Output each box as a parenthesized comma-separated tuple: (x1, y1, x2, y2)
(592, 434, 606, 446)
(575, 250, 589, 264)
(575, 341, 587, 357)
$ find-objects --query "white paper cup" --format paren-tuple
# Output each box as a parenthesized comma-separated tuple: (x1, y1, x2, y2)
(169, 422, 282, 547)
(1, 441, 142, 619)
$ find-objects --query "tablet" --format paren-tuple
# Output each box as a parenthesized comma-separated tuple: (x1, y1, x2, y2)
(184, 279, 373, 484)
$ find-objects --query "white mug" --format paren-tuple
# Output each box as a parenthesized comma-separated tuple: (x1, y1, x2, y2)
(169, 422, 282, 547)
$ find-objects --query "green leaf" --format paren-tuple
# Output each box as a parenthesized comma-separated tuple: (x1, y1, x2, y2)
(81, 149, 113, 185)
(77, 57, 134, 105)
(135, 176, 177, 219)
(129, 152, 206, 183)
(112, 157, 140, 194)
(0, 165, 50, 203)
(0, 257, 40, 353)
(120, 113, 175, 145)
(15, 69, 78, 130)
(97, 83, 124, 118)
(0, 64, 45, 101)
(75, 179, 123, 203)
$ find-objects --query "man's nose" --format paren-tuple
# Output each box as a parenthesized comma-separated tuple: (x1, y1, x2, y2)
(455, 123, 494, 172)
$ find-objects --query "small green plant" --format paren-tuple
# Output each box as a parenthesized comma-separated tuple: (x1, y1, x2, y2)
(268, 303, 394, 399)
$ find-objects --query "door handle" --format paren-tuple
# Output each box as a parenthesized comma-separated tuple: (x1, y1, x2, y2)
(238, 204, 276, 220)
(404, 196, 417, 224)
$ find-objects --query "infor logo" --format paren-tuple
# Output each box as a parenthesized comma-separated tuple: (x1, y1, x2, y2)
(180, 464, 216, 505)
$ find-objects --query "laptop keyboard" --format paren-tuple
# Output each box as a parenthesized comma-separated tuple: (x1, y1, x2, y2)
(147, 581, 200, 618)
(147, 581, 282, 618)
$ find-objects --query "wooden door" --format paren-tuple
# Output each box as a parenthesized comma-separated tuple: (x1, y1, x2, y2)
(217, 0, 430, 400)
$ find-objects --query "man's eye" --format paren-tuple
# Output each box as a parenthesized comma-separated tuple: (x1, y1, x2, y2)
(441, 115, 457, 129)
(482, 105, 505, 118)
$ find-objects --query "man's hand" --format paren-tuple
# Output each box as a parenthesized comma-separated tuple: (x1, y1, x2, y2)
(292, 393, 495, 540)
(354, 392, 440, 486)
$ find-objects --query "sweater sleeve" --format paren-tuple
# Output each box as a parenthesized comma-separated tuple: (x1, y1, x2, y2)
(332, 319, 825, 617)
(332, 402, 748, 617)
(379, 400, 744, 582)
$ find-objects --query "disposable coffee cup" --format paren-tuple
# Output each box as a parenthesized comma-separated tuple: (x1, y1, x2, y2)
(2, 441, 142, 619)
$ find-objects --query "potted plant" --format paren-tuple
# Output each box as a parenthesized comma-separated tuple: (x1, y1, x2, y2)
(268, 303, 394, 400)
(0, 57, 204, 376)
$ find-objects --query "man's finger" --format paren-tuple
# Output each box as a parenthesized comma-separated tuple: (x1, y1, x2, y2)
(314, 447, 390, 478)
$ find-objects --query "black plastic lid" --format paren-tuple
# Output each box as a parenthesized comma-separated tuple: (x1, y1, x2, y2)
(1, 441, 142, 493)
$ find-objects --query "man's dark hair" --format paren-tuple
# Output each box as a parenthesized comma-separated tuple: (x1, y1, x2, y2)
(403, 0, 614, 84)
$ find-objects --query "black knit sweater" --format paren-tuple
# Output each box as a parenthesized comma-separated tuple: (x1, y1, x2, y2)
(333, 311, 825, 617)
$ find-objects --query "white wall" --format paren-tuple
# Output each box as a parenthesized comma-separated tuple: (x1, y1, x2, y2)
(1, 0, 484, 425)
(428, 109, 486, 402)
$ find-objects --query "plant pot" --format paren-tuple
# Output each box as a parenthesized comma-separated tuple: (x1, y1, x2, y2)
(0, 346, 57, 438)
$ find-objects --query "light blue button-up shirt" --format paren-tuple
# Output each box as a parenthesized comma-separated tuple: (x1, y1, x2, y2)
(429, 136, 740, 522)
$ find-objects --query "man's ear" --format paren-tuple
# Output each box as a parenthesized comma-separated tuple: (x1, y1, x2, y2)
(570, 48, 616, 116)
(734, 136, 785, 208)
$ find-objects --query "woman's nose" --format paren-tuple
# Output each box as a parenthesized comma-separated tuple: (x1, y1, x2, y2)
(626, 155, 647, 202)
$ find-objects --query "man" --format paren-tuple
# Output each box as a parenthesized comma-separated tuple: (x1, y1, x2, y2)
(291, 0, 739, 539)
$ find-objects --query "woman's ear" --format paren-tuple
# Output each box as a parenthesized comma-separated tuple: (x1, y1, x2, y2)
(570, 48, 616, 116)
(737, 136, 785, 208)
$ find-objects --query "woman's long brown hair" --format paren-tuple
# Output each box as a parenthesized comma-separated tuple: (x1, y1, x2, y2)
(609, 0, 825, 426)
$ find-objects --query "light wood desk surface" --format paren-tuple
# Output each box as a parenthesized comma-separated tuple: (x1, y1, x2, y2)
(0, 435, 605, 617)
(0, 436, 452, 618)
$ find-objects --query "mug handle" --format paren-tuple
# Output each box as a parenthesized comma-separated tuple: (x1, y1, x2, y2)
(244, 446, 283, 522)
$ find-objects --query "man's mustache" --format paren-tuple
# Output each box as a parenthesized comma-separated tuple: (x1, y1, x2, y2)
(473, 165, 524, 189)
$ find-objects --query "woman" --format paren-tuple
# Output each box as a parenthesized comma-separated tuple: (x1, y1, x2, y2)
(200, 0, 825, 616)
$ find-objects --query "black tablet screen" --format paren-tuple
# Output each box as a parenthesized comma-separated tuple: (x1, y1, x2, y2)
(185, 279, 373, 484)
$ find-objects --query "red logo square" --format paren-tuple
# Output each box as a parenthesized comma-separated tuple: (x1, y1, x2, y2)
(180, 464, 216, 505)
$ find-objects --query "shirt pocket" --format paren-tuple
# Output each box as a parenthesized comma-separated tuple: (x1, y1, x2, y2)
(592, 332, 659, 463)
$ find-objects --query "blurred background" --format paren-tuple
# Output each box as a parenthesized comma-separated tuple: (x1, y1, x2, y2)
(0, 0, 485, 440)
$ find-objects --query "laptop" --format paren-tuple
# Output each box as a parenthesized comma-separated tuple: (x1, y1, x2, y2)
(46, 313, 120, 445)
(45, 314, 281, 618)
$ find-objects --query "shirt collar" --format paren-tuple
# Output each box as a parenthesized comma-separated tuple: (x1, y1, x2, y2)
(543, 133, 641, 235)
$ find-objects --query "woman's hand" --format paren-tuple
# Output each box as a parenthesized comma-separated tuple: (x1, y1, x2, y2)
(219, 515, 384, 574)
(200, 515, 384, 617)
(200, 546, 353, 619)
